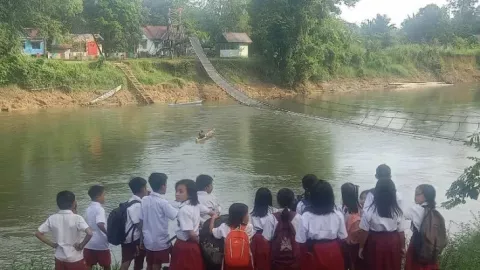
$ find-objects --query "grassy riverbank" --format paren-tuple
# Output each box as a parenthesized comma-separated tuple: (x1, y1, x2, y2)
(0, 44, 479, 111)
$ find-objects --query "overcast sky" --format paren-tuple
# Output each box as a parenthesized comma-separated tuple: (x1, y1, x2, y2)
(340, 0, 448, 26)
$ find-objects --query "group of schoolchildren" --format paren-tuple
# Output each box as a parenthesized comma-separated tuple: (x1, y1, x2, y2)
(36, 164, 446, 270)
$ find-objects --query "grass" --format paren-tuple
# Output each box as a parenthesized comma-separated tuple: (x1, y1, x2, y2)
(8, 258, 121, 270)
(439, 213, 480, 270)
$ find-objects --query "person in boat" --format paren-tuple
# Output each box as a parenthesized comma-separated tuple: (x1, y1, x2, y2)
(198, 130, 206, 139)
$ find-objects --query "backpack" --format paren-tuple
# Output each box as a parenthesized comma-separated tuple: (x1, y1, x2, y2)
(413, 208, 447, 264)
(199, 215, 229, 270)
(107, 200, 140, 246)
(271, 210, 300, 268)
(224, 225, 251, 267)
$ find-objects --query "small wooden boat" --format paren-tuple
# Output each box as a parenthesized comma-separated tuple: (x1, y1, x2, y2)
(196, 129, 215, 143)
(169, 100, 203, 106)
(87, 85, 122, 105)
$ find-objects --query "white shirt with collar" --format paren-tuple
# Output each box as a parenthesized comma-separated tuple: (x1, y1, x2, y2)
(262, 210, 302, 241)
(251, 206, 278, 232)
(295, 209, 348, 244)
(84, 202, 109, 250)
(175, 200, 210, 241)
(359, 205, 405, 232)
(198, 191, 221, 223)
(124, 195, 142, 244)
(404, 203, 428, 231)
(140, 192, 178, 251)
(296, 201, 306, 215)
(212, 223, 255, 240)
(38, 210, 90, 262)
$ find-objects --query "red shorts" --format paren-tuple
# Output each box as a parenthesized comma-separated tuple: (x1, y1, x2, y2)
(121, 240, 146, 270)
(146, 248, 170, 266)
(83, 249, 111, 267)
(55, 259, 87, 270)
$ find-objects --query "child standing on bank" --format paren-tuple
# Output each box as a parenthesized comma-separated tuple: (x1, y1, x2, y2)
(36, 191, 93, 270)
(170, 179, 214, 270)
(263, 188, 301, 270)
(210, 203, 255, 270)
(84, 185, 111, 270)
(141, 173, 178, 270)
(196, 174, 221, 225)
(120, 177, 149, 270)
(341, 183, 365, 270)
(250, 188, 276, 270)
(295, 181, 348, 270)
(296, 175, 319, 215)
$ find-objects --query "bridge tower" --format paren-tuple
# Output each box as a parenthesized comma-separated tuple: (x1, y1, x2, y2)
(161, 7, 187, 57)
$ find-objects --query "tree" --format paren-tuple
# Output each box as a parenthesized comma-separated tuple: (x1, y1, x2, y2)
(360, 14, 397, 49)
(448, 0, 480, 37)
(401, 4, 453, 44)
(250, 0, 359, 87)
(83, 0, 142, 53)
(443, 134, 480, 209)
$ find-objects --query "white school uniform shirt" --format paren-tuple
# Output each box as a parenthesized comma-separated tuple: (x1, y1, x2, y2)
(359, 205, 406, 232)
(38, 210, 90, 262)
(124, 195, 142, 244)
(251, 206, 278, 232)
(404, 203, 428, 231)
(175, 200, 210, 241)
(212, 223, 255, 240)
(84, 202, 109, 250)
(295, 209, 348, 244)
(198, 191, 221, 224)
(262, 210, 302, 241)
(140, 192, 178, 251)
(296, 201, 307, 215)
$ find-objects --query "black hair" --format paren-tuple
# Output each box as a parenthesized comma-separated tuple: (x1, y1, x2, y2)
(370, 178, 402, 218)
(88, 185, 105, 201)
(308, 180, 335, 215)
(341, 183, 359, 214)
(57, 190, 76, 210)
(376, 164, 392, 181)
(360, 189, 373, 199)
(277, 188, 296, 222)
(196, 174, 213, 191)
(149, 173, 168, 192)
(129, 177, 147, 194)
(175, 179, 199, 206)
(417, 184, 436, 208)
(227, 203, 249, 228)
(251, 188, 273, 217)
(302, 174, 318, 202)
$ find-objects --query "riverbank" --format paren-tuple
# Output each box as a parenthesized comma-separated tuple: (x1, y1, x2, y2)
(0, 51, 479, 112)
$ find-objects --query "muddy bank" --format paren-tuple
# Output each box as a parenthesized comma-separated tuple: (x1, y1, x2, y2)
(0, 83, 296, 112)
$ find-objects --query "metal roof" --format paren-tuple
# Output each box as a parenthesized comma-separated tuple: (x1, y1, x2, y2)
(222, 32, 252, 43)
(142, 26, 168, 40)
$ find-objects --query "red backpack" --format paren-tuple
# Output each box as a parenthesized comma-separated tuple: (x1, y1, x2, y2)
(224, 225, 251, 267)
(271, 210, 300, 268)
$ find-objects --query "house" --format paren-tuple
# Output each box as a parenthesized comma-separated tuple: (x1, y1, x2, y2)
(137, 26, 168, 57)
(22, 28, 46, 56)
(48, 34, 103, 60)
(217, 32, 252, 58)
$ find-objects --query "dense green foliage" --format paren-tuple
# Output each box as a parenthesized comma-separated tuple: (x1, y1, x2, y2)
(440, 214, 480, 270)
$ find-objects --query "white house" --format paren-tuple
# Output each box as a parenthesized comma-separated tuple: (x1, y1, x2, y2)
(217, 32, 252, 58)
(137, 26, 168, 57)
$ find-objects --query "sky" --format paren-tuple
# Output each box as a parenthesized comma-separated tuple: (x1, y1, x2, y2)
(340, 0, 448, 26)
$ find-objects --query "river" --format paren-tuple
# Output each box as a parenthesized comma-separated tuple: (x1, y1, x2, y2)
(1, 83, 479, 265)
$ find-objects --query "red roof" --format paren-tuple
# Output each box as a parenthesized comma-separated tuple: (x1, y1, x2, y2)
(142, 26, 168, 40)
(222, 32, 252, 43)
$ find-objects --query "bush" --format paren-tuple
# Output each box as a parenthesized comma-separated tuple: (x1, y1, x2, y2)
(440, 214, 480, 270)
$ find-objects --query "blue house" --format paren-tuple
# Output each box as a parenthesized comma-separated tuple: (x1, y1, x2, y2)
(22, 28, 46, 56)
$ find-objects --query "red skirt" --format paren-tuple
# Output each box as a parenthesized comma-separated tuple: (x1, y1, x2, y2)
(251, 233, 270, 270)
(347, 244, 367, 270)
(405, 241, 439, 270)
(299, 240, 345, 270)
(365, 231, 402, 270)
(170, 240, 205, 270)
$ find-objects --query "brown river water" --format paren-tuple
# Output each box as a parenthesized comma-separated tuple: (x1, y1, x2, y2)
(0, 83, 479, 265)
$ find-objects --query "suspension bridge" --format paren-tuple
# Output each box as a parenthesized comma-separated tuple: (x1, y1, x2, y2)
(189, 37, 478, 143)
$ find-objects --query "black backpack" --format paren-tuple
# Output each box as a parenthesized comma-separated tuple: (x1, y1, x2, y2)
(199, 214, 229, 270)
(107, 200, 140, 246)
